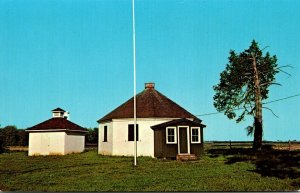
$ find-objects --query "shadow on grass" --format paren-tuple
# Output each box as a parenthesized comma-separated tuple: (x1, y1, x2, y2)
(207, 147, 300, 180)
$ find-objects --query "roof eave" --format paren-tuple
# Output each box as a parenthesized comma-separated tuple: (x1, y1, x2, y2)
(150, 118, 206, 130)
(97, 118, 111, 124)
(26, 129, 88, 133)
(26, 129, 67, 132)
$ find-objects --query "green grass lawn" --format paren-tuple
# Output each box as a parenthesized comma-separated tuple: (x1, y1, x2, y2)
(0, 148, 299, 191)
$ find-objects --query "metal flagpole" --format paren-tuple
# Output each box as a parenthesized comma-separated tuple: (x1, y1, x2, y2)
(132, 0, 137, 166)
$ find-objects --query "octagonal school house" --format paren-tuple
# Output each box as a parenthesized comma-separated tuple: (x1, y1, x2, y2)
(97, 83, 206, 159)
(26, 108, 87, 156)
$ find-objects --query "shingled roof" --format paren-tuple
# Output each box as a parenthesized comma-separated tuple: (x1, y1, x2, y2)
(52, 107, 66, 112)
(98, 83, 202, 123)
(27, 118, 87, 132)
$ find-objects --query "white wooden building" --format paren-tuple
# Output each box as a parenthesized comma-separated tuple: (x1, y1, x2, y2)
(26, 108, 87, 156)
(97, 83, 206, 158)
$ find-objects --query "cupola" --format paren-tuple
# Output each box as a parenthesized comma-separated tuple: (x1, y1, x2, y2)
(52, 108, 69, 119)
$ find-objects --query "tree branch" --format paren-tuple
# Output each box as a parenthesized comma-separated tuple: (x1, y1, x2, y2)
(278, 68, 291, 76)
(277, 64, 293, 69)
(262, 106, 279, 118)
(261, 46, 270, 51)
(260, 82, 282, 87)
(254, 65, 292, 76)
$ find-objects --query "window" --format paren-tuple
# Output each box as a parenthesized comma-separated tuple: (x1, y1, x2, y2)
(128, 124, 139, 141)
(53, 112, 60, 117)
(166, 127, 177, 144)
(103, 126, 107, 142)
(191, 127, 201, 143)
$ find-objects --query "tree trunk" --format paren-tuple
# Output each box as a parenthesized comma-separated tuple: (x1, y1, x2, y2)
(252, 54, 263, 150)
(253, 117, 263, 150)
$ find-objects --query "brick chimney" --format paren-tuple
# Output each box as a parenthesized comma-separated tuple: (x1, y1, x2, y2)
(145, 82, 155, 89)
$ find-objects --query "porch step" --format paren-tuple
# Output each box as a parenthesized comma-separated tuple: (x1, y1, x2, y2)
(176, 154, 197, 161)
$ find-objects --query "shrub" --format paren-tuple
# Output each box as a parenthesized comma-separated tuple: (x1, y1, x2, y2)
(0, 137, 4, 153)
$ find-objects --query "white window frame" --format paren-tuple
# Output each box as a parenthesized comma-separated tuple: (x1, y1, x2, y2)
(166, 127, 177, 144)
(191, 127, 201, 144)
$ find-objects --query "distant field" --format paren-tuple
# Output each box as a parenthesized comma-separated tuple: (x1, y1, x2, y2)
(0, 146, 299, 191)
(205, 141, 300, 151)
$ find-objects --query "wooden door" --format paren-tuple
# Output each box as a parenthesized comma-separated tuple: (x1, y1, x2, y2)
(41, 133, 50, 155)
(179, 127, 188, 153)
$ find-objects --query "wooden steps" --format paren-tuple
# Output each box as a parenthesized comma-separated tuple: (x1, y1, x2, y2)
(176, 154, 197, 161)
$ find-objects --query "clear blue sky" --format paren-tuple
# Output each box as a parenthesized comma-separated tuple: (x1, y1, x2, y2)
(0, 0, 299, 141)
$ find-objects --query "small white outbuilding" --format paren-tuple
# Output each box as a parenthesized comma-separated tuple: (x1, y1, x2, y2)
(26, 108, 87, 156)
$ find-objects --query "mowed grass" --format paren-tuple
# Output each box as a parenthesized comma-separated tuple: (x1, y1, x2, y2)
(0, 149, 299, 191)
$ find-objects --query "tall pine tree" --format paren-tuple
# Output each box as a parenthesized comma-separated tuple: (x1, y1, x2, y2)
(213, 40, 279, 150)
